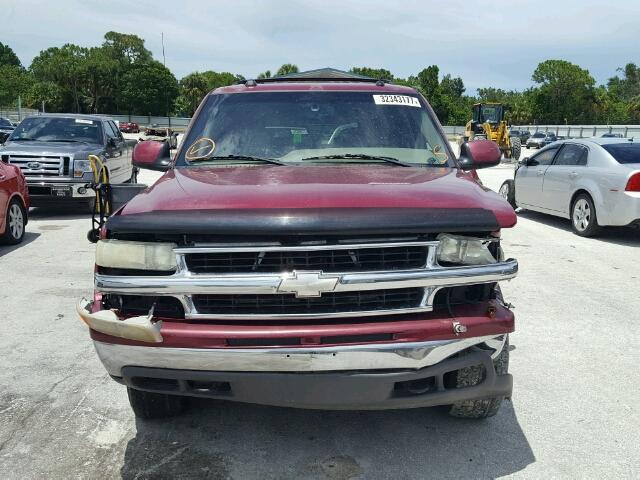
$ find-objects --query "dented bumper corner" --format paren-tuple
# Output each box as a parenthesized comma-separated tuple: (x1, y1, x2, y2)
(76, 299, 163, 343)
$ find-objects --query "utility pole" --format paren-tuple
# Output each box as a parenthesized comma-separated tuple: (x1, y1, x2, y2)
(161, 32, 166, 67)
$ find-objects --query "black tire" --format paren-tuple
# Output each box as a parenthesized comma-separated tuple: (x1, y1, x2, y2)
(499, 180, 517, 209)
(0, 198, 26, 245)
(571, 193, 602, 237)
(127, 387, 186, 419)
(448, 337, 509, 419)
(510, 137, 522, 161)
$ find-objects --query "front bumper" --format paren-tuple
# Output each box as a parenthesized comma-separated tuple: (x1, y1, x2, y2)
(93, 334, 506, 375)
(113, 347, 511, 410)
(27, 180, 94, 204)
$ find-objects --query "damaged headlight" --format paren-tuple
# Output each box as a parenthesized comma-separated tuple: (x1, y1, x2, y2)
(96, 239, 177, 271)
(436, 234, 497, 265)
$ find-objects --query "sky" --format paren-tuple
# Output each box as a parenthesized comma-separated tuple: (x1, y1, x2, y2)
(3, 0, 639, 94)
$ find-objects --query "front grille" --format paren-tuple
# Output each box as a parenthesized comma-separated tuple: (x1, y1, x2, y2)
(192, 288, 424, 316)
(8, 155, 65, 176)
(185, 245, 428, 274)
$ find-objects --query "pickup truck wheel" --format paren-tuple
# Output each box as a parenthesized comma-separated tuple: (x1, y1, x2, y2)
(499, 180, 517, 209)
(0, 199, 26, 245)
(510, 137, 522, 161)
(127, 387, 186, 419)
(448, 337, 509, 419)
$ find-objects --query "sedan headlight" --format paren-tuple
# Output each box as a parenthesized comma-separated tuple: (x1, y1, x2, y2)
(436, 234, 497, 265)
(96, 240, 177, 271)
(74, 159, 93, 178)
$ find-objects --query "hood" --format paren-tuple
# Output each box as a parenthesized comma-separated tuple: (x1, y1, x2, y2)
(0, 140, 102, 157)
(117, 165, 517, 231)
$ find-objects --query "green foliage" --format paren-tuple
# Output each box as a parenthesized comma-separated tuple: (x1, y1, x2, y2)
(257, 70, 272, 79)
(0, 42, 21, 68)
(349, 67, 394, 80)
(120, 61, 178, 115)
(174, 71, 244, 116)
(0, 65, 32, 106)
(276, 64, 299, 76)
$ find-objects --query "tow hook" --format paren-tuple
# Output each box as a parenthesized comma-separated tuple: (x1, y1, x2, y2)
(452, 321, 467, 335)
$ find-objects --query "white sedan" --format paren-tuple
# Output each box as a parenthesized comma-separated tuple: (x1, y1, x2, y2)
(499, 138, 640, 236)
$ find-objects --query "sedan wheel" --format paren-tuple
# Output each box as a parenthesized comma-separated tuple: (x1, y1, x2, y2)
(571, 194, 601, 237)
(0, 200, 26, 245)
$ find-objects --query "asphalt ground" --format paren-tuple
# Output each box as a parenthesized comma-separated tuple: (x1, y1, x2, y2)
(1, 160, 639, 479)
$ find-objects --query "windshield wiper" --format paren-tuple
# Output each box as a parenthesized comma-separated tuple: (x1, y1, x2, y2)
(10, 137, 35, 141)
(188, 155, 286, 166)
(299, 153, 413, 167)
(45, 139, 87, 143)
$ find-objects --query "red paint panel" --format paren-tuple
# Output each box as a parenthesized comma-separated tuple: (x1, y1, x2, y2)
(90, 302, 514, 349)
(120, 166, 517, 228)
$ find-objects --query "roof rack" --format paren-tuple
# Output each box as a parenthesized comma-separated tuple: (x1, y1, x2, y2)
(237, 77, 390, 86)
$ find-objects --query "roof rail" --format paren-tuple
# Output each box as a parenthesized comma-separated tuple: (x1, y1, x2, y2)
(237, 77, 390, 86)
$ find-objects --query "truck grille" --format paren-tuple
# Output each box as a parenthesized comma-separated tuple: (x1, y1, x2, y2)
(185, 245, 428, 274)
(7, 155, 69, 177)
(192, 288, 424, 316)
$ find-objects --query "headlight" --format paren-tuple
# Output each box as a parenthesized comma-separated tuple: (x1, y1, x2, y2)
(96, 240, 177, 271)
(73, 159, 93, 178)
(436, 234, 497, 265)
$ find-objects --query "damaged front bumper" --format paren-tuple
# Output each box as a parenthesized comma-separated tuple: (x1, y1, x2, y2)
(76, 299, 163, 343)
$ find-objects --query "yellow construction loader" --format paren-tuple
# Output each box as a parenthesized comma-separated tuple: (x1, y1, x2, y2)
(461, 103, 521, 160)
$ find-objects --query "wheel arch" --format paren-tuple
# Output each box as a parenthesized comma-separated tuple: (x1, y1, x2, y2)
(7, 192, 28, 226)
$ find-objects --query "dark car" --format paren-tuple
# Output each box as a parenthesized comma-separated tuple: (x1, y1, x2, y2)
(601, 132, 623, 138)
(0, 114, 137, 207)
(0, 117, 15, 144)
(509, 129, 530, 144)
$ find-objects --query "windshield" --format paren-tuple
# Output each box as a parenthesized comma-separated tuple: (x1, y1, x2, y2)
(532, 133, 545, 138)
(0, 118, 12, 128)
(177, 91, 452, 167)
(602, 142, 640, 164)
(10, 117, 103, 143)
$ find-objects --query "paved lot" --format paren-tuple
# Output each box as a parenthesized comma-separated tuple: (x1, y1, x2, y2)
(1, 165, 639, 479)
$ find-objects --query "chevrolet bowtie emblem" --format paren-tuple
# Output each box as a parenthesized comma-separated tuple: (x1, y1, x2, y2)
(277, 271, 339, 298)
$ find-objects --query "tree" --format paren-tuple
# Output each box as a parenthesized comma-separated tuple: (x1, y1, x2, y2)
(120, 60, 178, 115)
(30, 44, 88, 112)
(349, 67, 394, 80)
(0, 65, 32, 107)
(25, 81, 63, 112)
(257, 70, 272, 79)
(84, 46, 118, 113)
(275, 64, 299, 76)
(0, 42, 21, 68)
(102, 31, 152, 65)
(529, 60, 596, 124)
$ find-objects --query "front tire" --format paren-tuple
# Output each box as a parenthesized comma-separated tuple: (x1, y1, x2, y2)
(0, 199, 26, 245)
(510, 137, 522, 161)
(448, 338, 510, 419)
(499, 180, 517, 209)
(127, 387, 186, 419)
(571, 193, 602, 237)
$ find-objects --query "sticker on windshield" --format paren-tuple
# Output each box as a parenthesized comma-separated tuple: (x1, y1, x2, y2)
(373, 95, 420, 107)
(75, 119, 94, 124)
(185, 137, 216, 161)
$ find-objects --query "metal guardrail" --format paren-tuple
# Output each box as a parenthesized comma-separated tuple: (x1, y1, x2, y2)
(442, 124, 640, 138)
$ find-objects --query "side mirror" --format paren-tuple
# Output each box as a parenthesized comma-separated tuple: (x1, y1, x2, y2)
(518, 157, 529, 166)
(132, 140, 172, 172)
(458, 140, 501, 171)
(108, 137, 118, 147)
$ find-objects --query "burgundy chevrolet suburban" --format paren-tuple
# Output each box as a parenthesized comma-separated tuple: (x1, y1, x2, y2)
(78, 76, 518, 420)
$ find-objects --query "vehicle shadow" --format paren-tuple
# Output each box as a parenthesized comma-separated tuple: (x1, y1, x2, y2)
(0, 231, 40, 258)
(120, 399, 534, 479)
(517, 209, 640, 247)
(28, 203, 93, 221)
